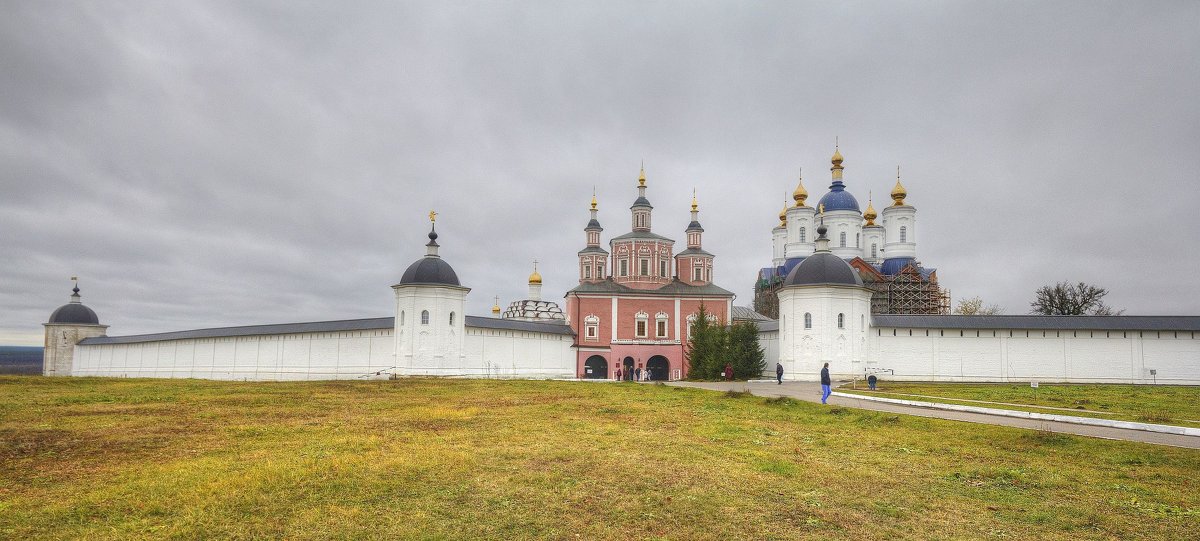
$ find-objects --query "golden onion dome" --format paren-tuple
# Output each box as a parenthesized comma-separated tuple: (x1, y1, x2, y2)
(778, 201, 788, 227)
(792, 174, 808, 206)
(891, 166, 907, 206)
(590, 193, 598, 210)
(491, 296, 501, 314)
(863, 198, 877, 226)
(528, 259, 543, 284)
(831, 147, 844, 166)
(638, 165, 646, 187)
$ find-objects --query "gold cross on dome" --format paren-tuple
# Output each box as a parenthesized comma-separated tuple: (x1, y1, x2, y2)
(428, 210, 437, 223)
(818, 203, 825, 215)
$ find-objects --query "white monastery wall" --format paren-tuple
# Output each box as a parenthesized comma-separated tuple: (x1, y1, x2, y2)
(73, 329, 396, 380)
(866, 327, 1200, 384)
(72, 323, 575, 381)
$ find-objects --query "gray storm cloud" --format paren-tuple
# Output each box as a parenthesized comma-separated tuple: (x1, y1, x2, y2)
(2, 1, 1197, 344)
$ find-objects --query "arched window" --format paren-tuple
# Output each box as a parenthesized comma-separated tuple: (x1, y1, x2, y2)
(400, 311, 405, 325)
(799, 227, 806, 243)
(861, 314, 865, 330)
(871, 244, 877, 258)
(856, 233, 860, 247)
(838, 313, 845, 329)
(804, 313, 812, 329)
(839, 232, 847, 247)
(900, 226, 907, 243)
(449, 312, 455, 325)
(420, 310, 429, 325)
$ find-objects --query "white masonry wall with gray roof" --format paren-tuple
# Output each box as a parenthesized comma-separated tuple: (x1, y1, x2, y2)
(70, 315, 576, 380)
(758, 314, 1200, 385)
(862, 316, 1200, 384)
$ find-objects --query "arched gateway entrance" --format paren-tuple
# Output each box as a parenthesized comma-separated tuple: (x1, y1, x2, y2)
(622, 357, 634, 380)
(583, 355, 607, 379)
(646, 355, 670, 381)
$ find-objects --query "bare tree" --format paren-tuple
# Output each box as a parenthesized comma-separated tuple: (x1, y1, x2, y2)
(954, 296, 1003, 315)
(1030, 281, 1123, 315)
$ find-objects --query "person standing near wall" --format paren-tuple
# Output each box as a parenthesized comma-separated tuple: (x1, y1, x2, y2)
(820, 362, 832, 404)
(776, 362, 784, 385)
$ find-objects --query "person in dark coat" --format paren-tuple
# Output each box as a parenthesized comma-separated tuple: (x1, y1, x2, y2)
(724, 363, 733, 381)
(616, 367, 622, 381)
(776, 362, 784, 385)
(820, 362, 832, 404)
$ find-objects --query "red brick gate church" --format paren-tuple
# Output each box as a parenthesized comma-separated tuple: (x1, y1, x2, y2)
(565, 168, 734, 380)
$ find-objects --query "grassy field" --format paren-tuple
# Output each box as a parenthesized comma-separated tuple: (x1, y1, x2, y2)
(840, 382, 1200, 428)
(1, 377, 1198, 540)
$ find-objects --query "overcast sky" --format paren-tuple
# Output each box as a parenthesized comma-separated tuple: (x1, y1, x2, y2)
(2, 1, 1198, 345)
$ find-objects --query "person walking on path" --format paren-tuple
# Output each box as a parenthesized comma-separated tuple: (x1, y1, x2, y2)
(820, 363, 832, 404)
(776, 362, 784, 385)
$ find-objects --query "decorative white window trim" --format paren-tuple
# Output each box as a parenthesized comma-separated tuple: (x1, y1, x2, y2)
(584, 314, 600, 341)
(655, 311, 669, 338)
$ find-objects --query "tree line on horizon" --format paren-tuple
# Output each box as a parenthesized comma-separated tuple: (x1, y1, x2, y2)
(955, 281, 1122, 316)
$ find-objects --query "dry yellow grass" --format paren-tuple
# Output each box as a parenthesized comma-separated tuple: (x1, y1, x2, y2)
(1, 376, 1197, 540)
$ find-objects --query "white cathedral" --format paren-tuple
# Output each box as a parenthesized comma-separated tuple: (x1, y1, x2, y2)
(41, 147, 1200, 385)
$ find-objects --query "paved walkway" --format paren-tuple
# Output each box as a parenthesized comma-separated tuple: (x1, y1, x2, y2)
(665, 380, 1200, 450)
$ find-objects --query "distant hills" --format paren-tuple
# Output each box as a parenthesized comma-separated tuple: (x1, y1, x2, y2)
(0, 346, 42, 375)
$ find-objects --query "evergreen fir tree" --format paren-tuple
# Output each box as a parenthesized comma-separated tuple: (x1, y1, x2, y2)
(727, 321, 766, 379)
(685, 303, 726, 379)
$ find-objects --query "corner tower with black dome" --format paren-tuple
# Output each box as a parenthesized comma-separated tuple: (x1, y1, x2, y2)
(43, 279, 108, 376)
(392, 213, 470, 375)
(776, 212, 872, 380)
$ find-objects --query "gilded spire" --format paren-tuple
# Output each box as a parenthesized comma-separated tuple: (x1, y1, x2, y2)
(890, 165, 907, 206)
(590, 187, 597, 210)
(491, 296, 501, 316)
(638, 161, 646, 187)
(691, 188, 698, 212)
(778, 195, 788, 227)
(830, 139, 844, 180)
(863, 191, 877, 226)
(528, 259, 542, 284)
(792, 169, 809, 207)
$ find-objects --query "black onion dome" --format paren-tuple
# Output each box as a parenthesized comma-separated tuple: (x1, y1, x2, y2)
(783, 252, 863, 287)
(398, 257, 460, 286)
(48, 288, 100, 324)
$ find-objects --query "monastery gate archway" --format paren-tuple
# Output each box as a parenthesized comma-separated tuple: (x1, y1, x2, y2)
(583, 355, 607, 379)
(646, 355, 669, 381)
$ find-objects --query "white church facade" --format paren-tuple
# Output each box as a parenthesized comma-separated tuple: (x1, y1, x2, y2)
(41, 154, 1200, 385)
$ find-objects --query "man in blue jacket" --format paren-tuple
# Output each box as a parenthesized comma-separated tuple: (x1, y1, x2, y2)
(820, 363, 832, 404)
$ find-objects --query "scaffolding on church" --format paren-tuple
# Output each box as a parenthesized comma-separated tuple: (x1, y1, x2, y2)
(753, 260, 949, 319)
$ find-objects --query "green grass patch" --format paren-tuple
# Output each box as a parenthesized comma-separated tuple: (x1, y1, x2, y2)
(841, 382, 1200, 427)
(1, 376, 1198, 540)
